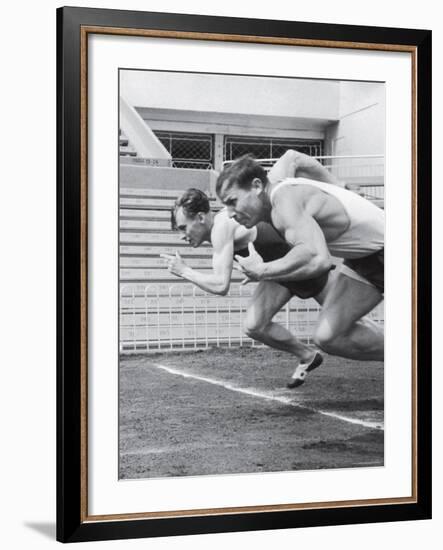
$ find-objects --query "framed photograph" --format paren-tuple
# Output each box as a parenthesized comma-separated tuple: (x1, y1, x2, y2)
(57, 6, 431, 543)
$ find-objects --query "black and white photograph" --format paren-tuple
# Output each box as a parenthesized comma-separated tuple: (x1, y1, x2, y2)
(0, 0, 437, 545)
(57, 3, 431, 541)
(118, 69, 385, 480)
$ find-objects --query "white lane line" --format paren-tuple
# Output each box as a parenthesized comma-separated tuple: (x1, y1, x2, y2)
(151, 363, 384, 431)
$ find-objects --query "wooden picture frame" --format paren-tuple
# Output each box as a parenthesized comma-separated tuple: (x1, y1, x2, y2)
(57, 6, 431, 543)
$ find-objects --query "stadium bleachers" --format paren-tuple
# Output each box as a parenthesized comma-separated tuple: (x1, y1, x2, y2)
(119, 131, 138, 158)
(119, 159, 384, 353)
(118, 183, 288, 351)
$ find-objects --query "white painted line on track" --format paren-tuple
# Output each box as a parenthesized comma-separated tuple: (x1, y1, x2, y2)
(151, 363, 384, 431)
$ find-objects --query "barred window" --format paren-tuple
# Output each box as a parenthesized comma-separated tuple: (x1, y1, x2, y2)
(154, 131, 214, 170)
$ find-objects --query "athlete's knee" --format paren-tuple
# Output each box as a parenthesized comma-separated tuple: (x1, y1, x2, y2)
(313, 323, 337, 352)
(314, 318, 384, 358)
(243, 316, 268, 340)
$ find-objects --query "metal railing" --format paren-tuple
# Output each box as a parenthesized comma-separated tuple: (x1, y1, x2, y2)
(319, 154, 384, 200)
(120, 282, 384, 353)
(222, 154, 385, 203)
(224, 136, 323, 163)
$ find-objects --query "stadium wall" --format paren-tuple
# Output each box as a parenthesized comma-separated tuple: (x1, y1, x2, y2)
(324, 82, 384, 158)
(120, 164, 218, 193)
(120, 71, 340, 121)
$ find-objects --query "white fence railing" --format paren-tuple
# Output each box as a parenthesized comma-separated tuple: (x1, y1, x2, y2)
(120, 282, 384, 353)
(320, 155, 384, 201)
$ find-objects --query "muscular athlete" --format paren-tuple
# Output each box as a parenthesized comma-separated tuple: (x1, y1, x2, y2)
(162, 151, 381, 387)
(216, 155, 384, 361)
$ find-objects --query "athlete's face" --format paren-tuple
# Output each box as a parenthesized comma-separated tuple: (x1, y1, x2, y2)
(219, 179, 265, 228)
(174, 207, 209, 248)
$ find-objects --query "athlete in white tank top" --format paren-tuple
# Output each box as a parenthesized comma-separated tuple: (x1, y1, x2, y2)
(269, 177, 384, 260)
(218, 156, 384, 363)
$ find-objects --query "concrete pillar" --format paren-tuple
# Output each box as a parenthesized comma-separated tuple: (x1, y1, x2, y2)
(214, 134, 224, 172)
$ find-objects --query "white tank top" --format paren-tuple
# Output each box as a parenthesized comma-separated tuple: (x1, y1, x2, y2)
(269, 177, 384, 259)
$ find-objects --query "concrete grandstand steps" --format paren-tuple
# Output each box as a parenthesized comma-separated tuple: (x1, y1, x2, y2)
(120, 187, 218, 200)
(120, 218, 220, 232)
(120, 256, 212, 269)
(120, 197, 178, 209)
(120, 211, 172, 223)
(119, 131, 138, 157)
(120, 197, 222, 210)
(119, 209, 222, 224)
(120, 209, 172, 220)
(120, 219, 175, 232)
(120, 164, 217, 193)
(120, 268, 245, 282)
(119, 232, 202, 245)
(120, 146, 138, 157)
(118, 181, 277, 351)
(120, 245, 213, 257)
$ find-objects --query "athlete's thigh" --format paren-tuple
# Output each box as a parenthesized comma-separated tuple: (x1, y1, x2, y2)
(317, 272, 383, 337)
(313, 267, 340, 306)
(247, 281, 292, 325)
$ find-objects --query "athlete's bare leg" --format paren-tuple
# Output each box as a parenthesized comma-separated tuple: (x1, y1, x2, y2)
(244, 281, 316, 363)
(326, 319, 384, 361)
(314, 272, 384, 361)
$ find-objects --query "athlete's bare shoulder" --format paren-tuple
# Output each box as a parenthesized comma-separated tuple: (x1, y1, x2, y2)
(213, 208, 237, 230)
(214, 207, 230, 222)
(213, 208, 254, 248)
(211, 208, 237, 247)
(269, 178, 315, 207)
(269, 179, 322, 230)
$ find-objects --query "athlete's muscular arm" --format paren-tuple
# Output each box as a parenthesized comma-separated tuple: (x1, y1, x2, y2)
(236, 190, 332, 282)
(268, 149, 342, 186)
(162, 217, 236, 296)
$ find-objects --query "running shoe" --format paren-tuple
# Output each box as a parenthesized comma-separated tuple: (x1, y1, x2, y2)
(287, 352, 323, 389)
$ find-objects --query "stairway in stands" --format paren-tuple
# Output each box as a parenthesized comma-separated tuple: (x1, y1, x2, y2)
(118, 158, 384, 352)
(118, 186, 288, 351)
(119, 131, 138, 159)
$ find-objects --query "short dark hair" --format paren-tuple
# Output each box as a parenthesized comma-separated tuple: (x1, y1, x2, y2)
(216, 155, 268, 198)
(171, 188, 210, 230)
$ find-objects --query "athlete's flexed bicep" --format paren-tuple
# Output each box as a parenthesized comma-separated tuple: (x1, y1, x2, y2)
(208, 218, 237, 294)
(257, 188, 331, 281)
(163, 213, 237, 296)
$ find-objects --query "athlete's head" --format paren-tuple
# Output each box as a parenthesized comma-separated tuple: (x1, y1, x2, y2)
(216, 155, 268, 228)
(171, 188, 212, 247)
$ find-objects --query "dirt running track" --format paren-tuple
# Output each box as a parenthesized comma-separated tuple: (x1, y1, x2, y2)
(119, 348, 384, 479)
